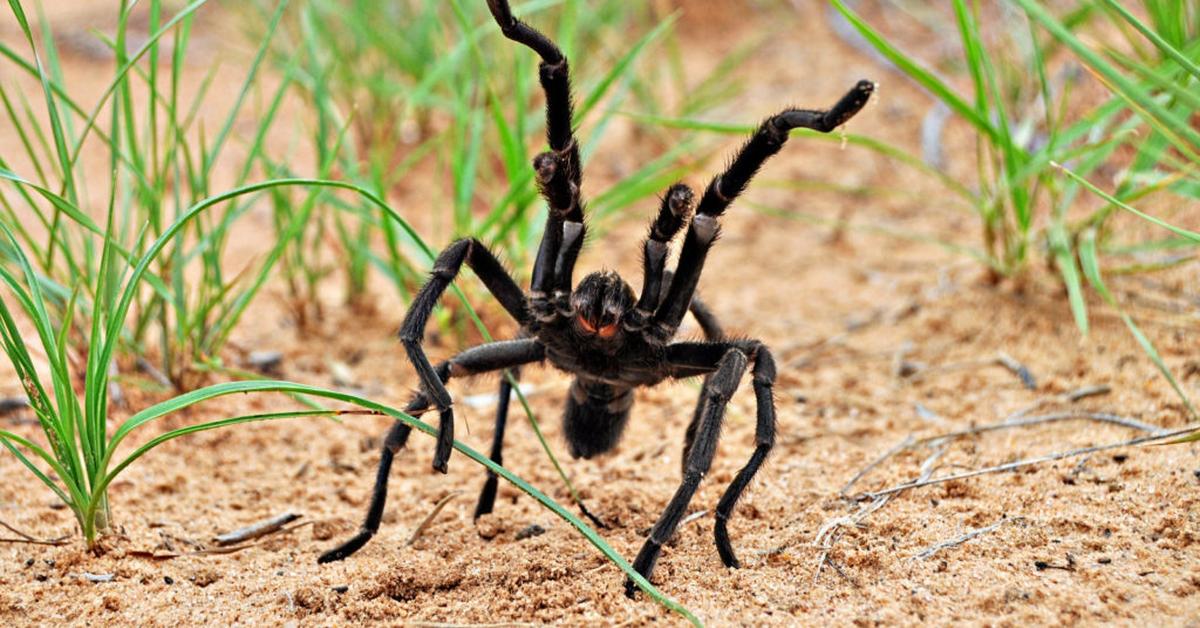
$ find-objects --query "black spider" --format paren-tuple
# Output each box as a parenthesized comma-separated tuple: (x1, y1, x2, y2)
(319, 0, 874, 597)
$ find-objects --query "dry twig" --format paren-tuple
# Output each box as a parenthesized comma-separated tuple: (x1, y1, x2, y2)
(813, 444, 946, 583)
(1006, 384, 1111, 419)
(0, 518, 69, 546)
(408, 492, 462, 546)
(214, 512, 302, 546)
(859, 424, 1199, 501)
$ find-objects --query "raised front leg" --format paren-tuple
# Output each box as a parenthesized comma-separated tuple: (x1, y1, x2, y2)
(489, 0, 588, 314)
(623, 184, 695, 333)
(652, 81, 875, 339)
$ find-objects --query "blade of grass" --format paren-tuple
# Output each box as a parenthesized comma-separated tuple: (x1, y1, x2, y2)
(1079, 229, 1195, 417)
(1053, 162, 1200, 243)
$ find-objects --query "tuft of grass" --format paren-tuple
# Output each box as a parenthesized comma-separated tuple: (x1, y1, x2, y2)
(251, 0, 734, 315)
(816, 0, 1197, 415)
(0, 0, 302, 389)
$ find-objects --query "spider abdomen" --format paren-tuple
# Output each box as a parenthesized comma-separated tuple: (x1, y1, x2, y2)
(564, 378, 634, 459)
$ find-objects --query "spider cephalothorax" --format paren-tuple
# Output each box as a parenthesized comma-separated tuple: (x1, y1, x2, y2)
(569, 271, 635, 343)
(319, 0, 874, 597)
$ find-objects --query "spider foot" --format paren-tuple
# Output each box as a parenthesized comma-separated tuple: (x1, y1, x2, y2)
(624, 539, 659, 598)
(317, 529, 372, 564)
(715, 516, 741, 568)
(623, 576, 639, 599)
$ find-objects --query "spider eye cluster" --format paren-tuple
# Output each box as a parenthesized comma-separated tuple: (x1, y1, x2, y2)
(570, 271, 634, 339)
(575, 315, 618, 338)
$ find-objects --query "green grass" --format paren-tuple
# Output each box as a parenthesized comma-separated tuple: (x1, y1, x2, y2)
(0, 0, 303, 389)
(0, 1, 709, 619)
(250, 0, 739, 315)
(819, 0, 1198, 416)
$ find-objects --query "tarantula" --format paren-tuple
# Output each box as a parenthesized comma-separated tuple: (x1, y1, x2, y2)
(319, 0, 874, 596)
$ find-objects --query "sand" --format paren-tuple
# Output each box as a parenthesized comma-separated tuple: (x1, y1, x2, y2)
(1, 1, 1198, 626)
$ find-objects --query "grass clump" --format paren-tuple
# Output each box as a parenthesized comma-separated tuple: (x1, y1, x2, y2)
(808, 0, 1200, 414)
(0, 0, 300, 389)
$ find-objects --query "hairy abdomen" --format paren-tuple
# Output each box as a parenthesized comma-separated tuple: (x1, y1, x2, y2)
(563, 379, 633, 459)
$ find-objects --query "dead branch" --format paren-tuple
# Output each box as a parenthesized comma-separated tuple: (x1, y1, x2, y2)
(1006, 384, 1112, 419)
(408, 492, 462, 546)
(0, 518, 69, 546)
(840, 435, 915, 496)
(214, 512, 302, 546)
(813, 443, 946, 583)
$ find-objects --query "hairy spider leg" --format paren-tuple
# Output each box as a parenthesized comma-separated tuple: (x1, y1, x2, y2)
(674, 340, 777, 564)
(489, 0, 587, 315)
(652, 80, 876, 339)
(616, 340, 776, 596)
(623, 184, 695, 332)
(474, 366, 518, 519)
(397, 239, 531, 476)
(617, 346, 746, 597)
(619, 81, 872, 592)
(318, 338, 545, 564)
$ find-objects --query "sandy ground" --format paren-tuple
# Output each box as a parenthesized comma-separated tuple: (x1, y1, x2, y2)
(2, 1, 1199, 626)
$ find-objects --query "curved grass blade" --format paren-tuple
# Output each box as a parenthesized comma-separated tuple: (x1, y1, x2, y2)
(98, 380, 703, 626)
(1053, 162, 1200, 243)
(1100, 0, 1200, 82)
(1078, 230, 1195, 419)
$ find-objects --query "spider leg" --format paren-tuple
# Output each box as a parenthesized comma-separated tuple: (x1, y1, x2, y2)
(398, 239, 529, 475)
(624, 346, 751, 597)
(673, 285, 726, 469)
(623, 184, 694, 332)
(489, 0, 588, 315)
(528, 151, 584, 318)
(652, 80, 875, 339)
(473, 367, 519, 519)
(666, 340, 777, 571)
(318, 339, 545, 564)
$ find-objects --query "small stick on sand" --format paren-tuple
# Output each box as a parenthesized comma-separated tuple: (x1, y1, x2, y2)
(1006, 384, 1112, 419)
(680, 509, 709, 528)
(995, 351, 1037, 390)
(840, 435, 915, 496)
(0, 397, 29, 413)
(843, 409, 1157, 496)
(909, 411, 1162, 450)
(214, 512, 302, 546)
(135, 355, 174, 388)
(200, 523, 314, 555)
(408, 492, 462, 546)
(813, 444, 946, 583)
(910, 518, 1013, 560)
(0, 518, 69, 546)
(1064, 384, 1113, 403)
(859, 424, 1200, 501)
